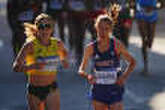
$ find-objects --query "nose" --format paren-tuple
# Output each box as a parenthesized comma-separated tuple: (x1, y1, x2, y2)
(43, 27, 50, 32)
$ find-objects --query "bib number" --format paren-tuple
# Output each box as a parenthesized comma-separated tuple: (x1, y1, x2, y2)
(94, 70, 117, 84)
(37, 56, 60, 72)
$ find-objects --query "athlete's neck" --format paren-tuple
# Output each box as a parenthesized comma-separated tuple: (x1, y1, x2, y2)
(97, 37, 110, 52)
(97, 36, 110, 45)
(38, 37, 50, 46)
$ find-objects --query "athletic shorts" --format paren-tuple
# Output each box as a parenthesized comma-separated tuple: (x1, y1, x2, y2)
(91, 84, 124, 105)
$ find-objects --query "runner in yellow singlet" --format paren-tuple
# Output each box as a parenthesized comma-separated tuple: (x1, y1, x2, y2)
(13, 13, 69, 110)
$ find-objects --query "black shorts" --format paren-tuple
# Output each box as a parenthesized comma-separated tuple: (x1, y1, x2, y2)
(27, 82, 58, 101)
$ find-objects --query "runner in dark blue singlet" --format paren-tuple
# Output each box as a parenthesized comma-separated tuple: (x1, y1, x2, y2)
(79, 14, 136, 110)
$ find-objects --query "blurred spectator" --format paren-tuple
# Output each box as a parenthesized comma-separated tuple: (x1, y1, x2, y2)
(45, 0, 68, 42)
(112, 0, 134, 48)
(85, 0, 107, 41)
(135, 0, 160, 75)
(7, 0, 43, 57)
(67, 0, 87, 65)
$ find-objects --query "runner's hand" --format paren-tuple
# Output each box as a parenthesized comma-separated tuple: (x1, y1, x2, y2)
(28, 62, 47, 70)
(87, 74, 96, 84)
(116, 76, 127, 86)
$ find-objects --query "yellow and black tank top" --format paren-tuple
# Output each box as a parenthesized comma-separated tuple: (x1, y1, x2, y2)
(26, 37, 60, 75)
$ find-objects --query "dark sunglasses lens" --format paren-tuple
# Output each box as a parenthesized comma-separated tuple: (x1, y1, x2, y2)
(45, 24, 52, 28)
(38, 24, 44, 30)
(38, 24, 52, 30)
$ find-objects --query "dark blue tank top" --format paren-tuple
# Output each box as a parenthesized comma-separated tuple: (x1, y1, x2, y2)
(92, 38, 121, 84)
(93, 38, 120, 71)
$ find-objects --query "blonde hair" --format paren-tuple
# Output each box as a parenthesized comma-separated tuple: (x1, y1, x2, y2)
(94, 14, 113, 29)
(24, 13, 54, 42)
(107, 3, 121, 24)
(34, 13, 54, 26)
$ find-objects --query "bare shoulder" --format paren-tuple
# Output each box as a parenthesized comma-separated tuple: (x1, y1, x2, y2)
(113, 37, 123, 47)
(57, 40, 64, 47)
(14, 41, 34, 63)
(20, 41, 34, 54)
(51, 37, 64, 47)
(113, 37, 126, 53)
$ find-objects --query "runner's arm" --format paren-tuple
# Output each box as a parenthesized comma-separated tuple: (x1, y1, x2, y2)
(117, 41, 136, 85)
(12, 42, 35, 72)
(57, 41, 69, 68)
(78, 44, 93, 79)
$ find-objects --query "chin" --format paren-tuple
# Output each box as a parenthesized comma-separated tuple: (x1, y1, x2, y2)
(101, 35, 107, 39)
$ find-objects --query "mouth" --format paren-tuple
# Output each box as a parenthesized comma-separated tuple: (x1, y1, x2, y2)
(39, 32, 49, 37)
(99, 35, 106, 39)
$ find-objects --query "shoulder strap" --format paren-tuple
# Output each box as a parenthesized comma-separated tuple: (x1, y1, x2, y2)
(112, 37, 120, 58)
(93, 40, 98, 56)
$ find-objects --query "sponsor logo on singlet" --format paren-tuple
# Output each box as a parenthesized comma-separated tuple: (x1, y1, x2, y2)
(94, 68, 118, 84)
(37, 56, 60, 72)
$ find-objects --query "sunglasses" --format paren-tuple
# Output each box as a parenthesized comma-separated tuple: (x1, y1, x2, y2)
(37, 23, 53, 30)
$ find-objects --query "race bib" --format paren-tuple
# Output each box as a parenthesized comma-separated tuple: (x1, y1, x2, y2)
(37, 56, 60, 72)
(18, 10, 34, 21)
(94, 69, 118, 84)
